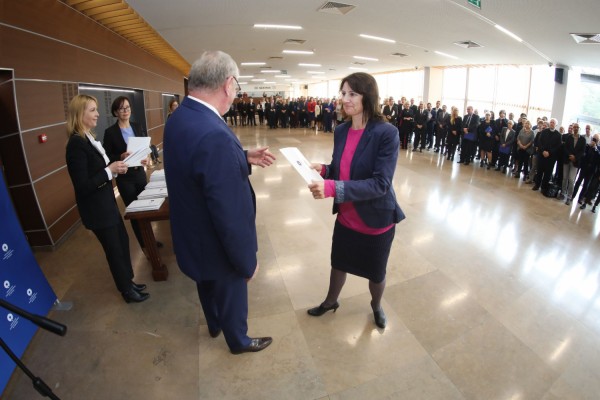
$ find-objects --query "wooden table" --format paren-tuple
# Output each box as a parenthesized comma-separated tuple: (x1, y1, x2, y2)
(124, 199, 169, 281)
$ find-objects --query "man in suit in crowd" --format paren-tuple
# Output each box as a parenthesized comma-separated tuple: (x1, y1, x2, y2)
(532, 118, 562, 193)
(164, 50, 275, 354)
(460, 105, 480, 165)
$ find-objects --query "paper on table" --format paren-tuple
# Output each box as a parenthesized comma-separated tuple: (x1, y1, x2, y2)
(124, 137, 151, 167)
(279, 147, 324, 184)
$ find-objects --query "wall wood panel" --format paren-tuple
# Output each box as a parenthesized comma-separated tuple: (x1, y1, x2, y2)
(15, 81, 66, 131)
(34, 167, 76, 228)
(149, 126, 164, 146)
(0, 135, 29, 186)
(23, 231, 52, 247)
(49, 206, 80, 244)
(23, 124, 68, 182)
(0, 78, 19, 136)
(8, 184, 45, 231)
(146, 109, 163, 133)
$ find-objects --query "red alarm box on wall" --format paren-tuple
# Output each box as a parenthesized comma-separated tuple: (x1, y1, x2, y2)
(38, 134, 47, 143)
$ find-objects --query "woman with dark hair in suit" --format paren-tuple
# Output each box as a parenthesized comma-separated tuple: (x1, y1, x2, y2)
(307, 72, 405, 329)
(103, 96, 158, 250)
(65, 94, 149, 303)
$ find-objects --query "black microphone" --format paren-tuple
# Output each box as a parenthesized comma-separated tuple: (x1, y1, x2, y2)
(0, 299, 67, 336)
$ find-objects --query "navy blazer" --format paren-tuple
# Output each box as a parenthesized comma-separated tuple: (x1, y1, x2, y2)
(66, 134, 121, 230)
(323, 120, 405, 228)
(163, 97, 257, 282)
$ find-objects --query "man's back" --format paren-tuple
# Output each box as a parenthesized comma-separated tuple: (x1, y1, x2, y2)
(164, 97, 257, 282)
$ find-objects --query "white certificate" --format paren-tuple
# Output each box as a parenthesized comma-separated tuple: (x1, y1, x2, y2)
(124, 136, 151, 167)
(279, 147, 324, 184)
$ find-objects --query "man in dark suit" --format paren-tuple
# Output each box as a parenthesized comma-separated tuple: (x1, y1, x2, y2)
(164, 51, 275, 354)
(460, 105, 480, 165)
(533, 118, 562, 192)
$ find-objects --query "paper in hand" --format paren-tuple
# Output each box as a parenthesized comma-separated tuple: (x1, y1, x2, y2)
(279, 147, 324, 184)
(124, 137, 152, 167)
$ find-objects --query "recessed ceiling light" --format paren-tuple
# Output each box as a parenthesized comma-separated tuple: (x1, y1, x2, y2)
(494, 25, 523, 42)
(241, 62, 266, 66)
(275, 75, 290, 78)
(261, 70, 281, 73)
(306, 71, 324, 74)
(254, 24, 302, 30)
(283, 50, 314, 55)
(237, 82, 248, 85)
(298, 63, 321, 67)
(251, 78, 266, 82)
(353, 56, 379, 61)
(434, 51, 459, 59)
(263, 81, 276, 84)
(359, 34, 395, 44)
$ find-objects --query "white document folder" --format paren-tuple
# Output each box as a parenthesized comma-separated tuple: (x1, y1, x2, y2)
(279, 147, 324, 184)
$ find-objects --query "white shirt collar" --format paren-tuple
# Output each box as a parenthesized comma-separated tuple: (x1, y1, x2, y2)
(187, 95, 222, 119)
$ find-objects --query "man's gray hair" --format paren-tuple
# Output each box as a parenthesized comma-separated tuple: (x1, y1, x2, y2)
(188, 51, 239, 92)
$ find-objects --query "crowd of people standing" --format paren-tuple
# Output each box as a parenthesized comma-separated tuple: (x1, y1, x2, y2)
(381, 95, 600, 212)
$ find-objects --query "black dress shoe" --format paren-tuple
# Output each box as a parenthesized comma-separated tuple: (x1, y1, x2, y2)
(230, 337, 273, 354)
(374, 308, 387, 329)
(209, 329, 222, 338)
(122, 289, 150, 303)
(131, 282, 147, 292)
(307, 302, 339, 316)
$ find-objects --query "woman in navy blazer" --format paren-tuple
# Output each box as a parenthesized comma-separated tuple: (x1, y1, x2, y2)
(307, 73, 405, 329)
(103, 96, 151, 250)
(65, 95, 149, 303)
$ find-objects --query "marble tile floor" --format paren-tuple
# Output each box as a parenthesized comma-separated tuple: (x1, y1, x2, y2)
(4, 124, 600, 399)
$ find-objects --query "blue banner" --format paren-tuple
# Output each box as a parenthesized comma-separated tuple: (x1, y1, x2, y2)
(0, 173, 57, 393)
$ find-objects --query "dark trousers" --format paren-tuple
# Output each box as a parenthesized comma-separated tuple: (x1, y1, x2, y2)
(516, 149, 531, 176)
(460, 139, 476, 163)
(116, 169, 147, 249)
(413, 127, 427, 150)
(196, 275, 250, 351)
(573, 171, 593, 201)
(92, 221, 134, 293)
(534, 156, 557, 190)
(435, 129, 447, 151)
(399, 129, 411, 149)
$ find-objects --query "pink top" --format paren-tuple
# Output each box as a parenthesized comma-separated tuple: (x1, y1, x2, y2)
(323, 128, 394, 235)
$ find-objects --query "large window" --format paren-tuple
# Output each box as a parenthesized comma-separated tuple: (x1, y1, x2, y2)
(442, 67, 467, 112)
(578, 73, 600, 133)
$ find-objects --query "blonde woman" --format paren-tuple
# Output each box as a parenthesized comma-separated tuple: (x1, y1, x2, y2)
(65, 94, 149, 303)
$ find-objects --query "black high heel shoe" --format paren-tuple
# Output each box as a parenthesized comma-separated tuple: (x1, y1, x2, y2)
(307, 302, 339, 316)
(122, 289, 150, 303)
(131, 282, 147, 292)
(373, 308, 387, 329)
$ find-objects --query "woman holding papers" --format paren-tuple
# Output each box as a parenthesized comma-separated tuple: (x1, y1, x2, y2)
(307, 73, 405, 329)
(65, 95, 149, 303)
(103, 96, 154, 250)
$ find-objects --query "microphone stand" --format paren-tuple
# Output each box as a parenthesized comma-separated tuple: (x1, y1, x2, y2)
(0, 299, 67, 399)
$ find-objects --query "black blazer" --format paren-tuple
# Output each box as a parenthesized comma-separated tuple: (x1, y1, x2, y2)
(66, 134, 121, 230)
(103, 121, 147, 163)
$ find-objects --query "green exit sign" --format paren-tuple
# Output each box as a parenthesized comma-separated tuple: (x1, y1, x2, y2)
(468, 0, 481, 8)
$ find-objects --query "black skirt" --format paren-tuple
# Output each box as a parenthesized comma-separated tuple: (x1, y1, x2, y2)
(330, 220, 395, 283)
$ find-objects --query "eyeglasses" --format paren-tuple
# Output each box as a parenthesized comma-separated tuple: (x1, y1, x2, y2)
(118, 106, 131, 113)
(232, 76, 241, 93)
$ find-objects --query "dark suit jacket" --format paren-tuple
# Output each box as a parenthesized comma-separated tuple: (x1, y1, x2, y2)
(103, 121, 146, 163)
(163, 97, 257, 282)
(462, 113, 480, 141)
(66, 134, 121, 230)
(323, 120, 405, 228)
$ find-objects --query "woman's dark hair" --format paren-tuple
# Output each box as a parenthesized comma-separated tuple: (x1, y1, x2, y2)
(339, 72, 383, 122)
(110, 96, 130, 117)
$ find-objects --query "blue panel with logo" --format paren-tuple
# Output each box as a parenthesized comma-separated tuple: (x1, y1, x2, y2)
(0, 173, 57, 393)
